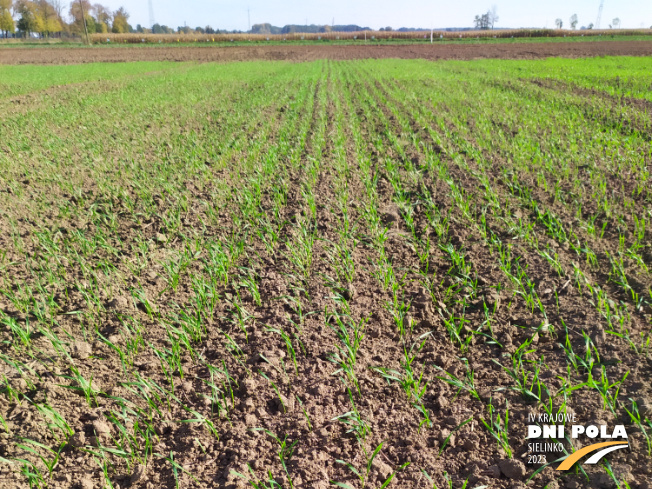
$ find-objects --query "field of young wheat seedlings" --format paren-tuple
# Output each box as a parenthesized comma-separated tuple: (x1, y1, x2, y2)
(0, 56, 651, 489)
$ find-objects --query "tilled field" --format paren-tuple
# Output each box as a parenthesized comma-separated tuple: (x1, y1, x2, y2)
(0, 58, 651, 489)
(1, 40, 652, 65)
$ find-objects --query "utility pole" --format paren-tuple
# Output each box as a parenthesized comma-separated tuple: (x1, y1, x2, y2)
(148, 0, 155, 30)
(596, 0, 604, 29)
(248, 8, 250, 31)
(78, 0, 89, 45)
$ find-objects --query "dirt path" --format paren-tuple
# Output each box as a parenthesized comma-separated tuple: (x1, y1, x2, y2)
(1, 40, 652, 64)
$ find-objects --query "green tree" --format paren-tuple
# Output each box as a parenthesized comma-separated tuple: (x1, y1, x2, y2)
(15, 0, 39, 36)
(14, 0, 61, 38)
(84, 13, 96, 33)
(0, 9, 14, 37)
(0, 0, 14, 38)
(251, 22, 272, 34)
(35, 0, 61, 37)
(111, 6, 129, 33)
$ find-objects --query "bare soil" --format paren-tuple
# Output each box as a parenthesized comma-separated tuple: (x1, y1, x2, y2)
(1, 59, 651, 489)
(1, 40, 652, 65)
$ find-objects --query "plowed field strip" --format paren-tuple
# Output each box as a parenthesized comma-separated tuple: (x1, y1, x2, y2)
(1, 40, 652, 65)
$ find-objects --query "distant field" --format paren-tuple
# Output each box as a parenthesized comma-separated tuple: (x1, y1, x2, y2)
(0, 57, 651, 489)
(0, 31, 651, 48)
(91, 27, 652, 44)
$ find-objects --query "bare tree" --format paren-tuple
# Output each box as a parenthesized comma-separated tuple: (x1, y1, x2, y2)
(612, 17, 620, 28)
(490, 5, 498, 29)
(555, 18, 563, 29)
(570, 14, 578, 29)
(50, 0, 63, 18)
(474, 8, 497, 30)
(474, 12, 491, 30)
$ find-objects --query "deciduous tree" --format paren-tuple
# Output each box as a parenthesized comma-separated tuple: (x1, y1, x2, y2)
(473, 12, 490, 30)
(489, 5, 498, 29)
(474, 7, 498, 30)
(0, 8, 14, 37)
(0, 0, 14, 37)
(111, 5, 129, 33)
(15, 0, 40, 36)
(92, 3, 108, 23)
(570, 14, 578, 30)
(69, 0, 93, 35)
(50, 0, 63, 17)
(35, 0, 61, 36)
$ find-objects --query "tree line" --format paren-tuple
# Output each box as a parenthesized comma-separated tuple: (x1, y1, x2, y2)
(0, 1, 247, 38)
(0, 0, 131, 38)
(249, 23, 372, 35)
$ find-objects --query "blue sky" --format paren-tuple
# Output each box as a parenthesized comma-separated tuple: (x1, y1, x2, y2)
(107, 1, 651, 31)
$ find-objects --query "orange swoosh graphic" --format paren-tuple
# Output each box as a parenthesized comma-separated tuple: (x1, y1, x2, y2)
(556, 441, 629, 471)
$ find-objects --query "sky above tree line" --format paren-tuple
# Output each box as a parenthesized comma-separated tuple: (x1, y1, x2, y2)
(100, 0, 650, 31)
